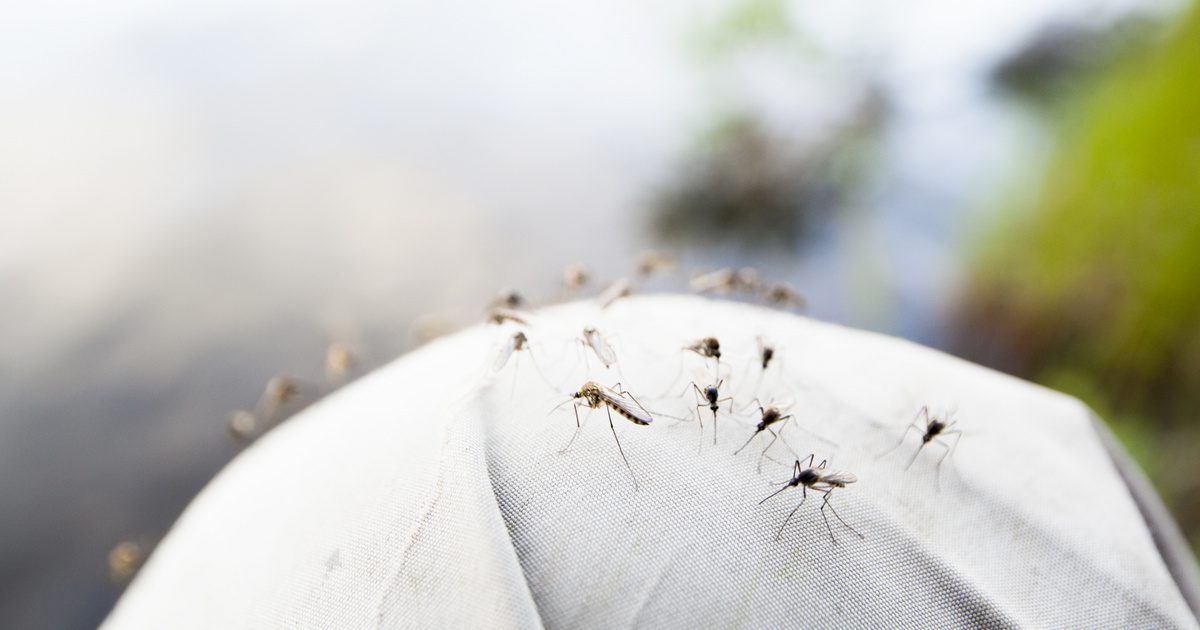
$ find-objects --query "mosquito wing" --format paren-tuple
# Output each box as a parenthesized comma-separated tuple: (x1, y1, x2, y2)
(492, 336, 518, 372)
(598, 388, 654, 425)
(815, 470, 857, 488)
(585, 330, 617, 367)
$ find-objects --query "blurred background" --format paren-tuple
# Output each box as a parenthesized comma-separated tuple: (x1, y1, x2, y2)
(2, 0, 1197, 626)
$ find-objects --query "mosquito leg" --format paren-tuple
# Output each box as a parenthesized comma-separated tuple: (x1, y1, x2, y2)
(526, 349, 562, 392)
(768, 417, 801, 463)
(761, 452, 790, 470)
(775, 487, 807, 541)
(933, 431, 963, 489)
(613, 358, 629, 388)
(617, 387, 658, 422)
(606, 405, 639, 491)
(822, 492, 864, 541)
(905, 441, 928, 471)
(509, 353, 521, 399)
(930, 441, 952, 492)
(877, 424, 921, 459)
(734, 429, 760, 456)
(560, 403, 586, 454)
(688, 383, 705, 430)
(776, 414, 815, 441)
(942, 429, 963, 459)
(756, 429, 781, 474)
(579, 340, 591, 374)
(738, 397, 766, 416)
(656, 354, 686, 398)
(916, 405, 931, 426)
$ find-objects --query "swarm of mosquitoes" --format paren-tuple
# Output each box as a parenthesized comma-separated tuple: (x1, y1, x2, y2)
(105, 251, 962, 585)
(477, 252, 962, 546)
(97, 250, 959, 583)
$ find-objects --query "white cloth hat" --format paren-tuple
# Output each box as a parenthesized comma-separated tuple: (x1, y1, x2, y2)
(104, 295, 1200, 628)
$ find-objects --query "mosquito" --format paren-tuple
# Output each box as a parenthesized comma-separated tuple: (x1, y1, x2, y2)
(492, 331, 558, 395)
(762, 282, 806, 309)
(226, 409, 258, 444)
(757, 337, 775, 370)
(324, 342, 356, 386)
(490, 289, 525, 310)
(689, 267, 762, 294)
(682, 379, 733, 445)
(255, 376, 304, 427)
(685, 336, 722, 380)
(563, 263, 589, 292)
(655, 335, 723, 398)
(553, 381, 654, 490)
(597, 278, 633, 308)
(760, 454, 864, 544)
(636, 250, 676, 278)
(734, 401, 795, 472)
(487, 307, 529, 326)
(879, 406, 962, 485)
(686, 336, 721, 360)
(689, 268, 737, 294)
(580, 326, 617, 369)
(738, 335, 777, 397)
(734, 267, 763, 294)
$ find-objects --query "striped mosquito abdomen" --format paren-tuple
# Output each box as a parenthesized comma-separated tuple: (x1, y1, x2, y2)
(610, 403, 650, 425)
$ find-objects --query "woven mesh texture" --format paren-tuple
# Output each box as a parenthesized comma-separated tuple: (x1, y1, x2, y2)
(103, 295, 1200, 629)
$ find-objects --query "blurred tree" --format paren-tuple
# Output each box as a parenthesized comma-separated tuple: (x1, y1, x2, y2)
(957, 3, 1200, 552)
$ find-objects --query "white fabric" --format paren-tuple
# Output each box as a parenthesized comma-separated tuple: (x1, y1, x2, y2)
(104, 295, 1199, 629)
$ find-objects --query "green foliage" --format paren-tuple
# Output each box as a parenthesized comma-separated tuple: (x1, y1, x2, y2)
(974, 4, 1200, 420)
(962, 4, 1200, 554)
(702, 0, 797, 52)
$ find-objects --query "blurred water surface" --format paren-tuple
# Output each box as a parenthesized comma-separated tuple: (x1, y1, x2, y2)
(0, 0, 1176, 626)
